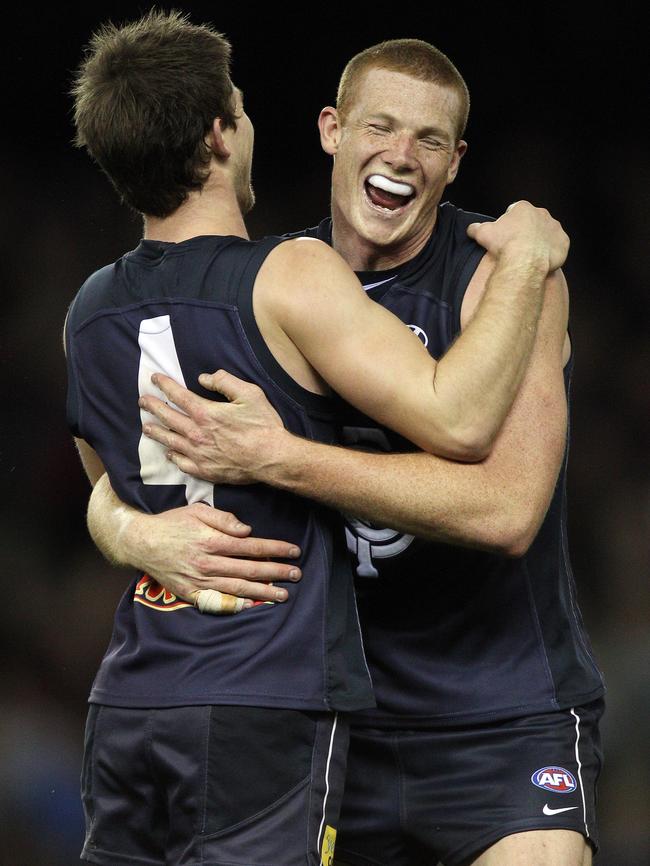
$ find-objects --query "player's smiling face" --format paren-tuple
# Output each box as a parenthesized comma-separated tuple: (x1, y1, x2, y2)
(320, 68, 466, 264)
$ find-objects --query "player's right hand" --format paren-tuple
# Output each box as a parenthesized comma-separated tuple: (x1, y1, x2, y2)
(466, 200, 570, 274)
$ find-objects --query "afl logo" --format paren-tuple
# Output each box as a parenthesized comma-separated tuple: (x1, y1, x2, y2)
(531, 766, 577, 794)
(408, 324, 429, 347)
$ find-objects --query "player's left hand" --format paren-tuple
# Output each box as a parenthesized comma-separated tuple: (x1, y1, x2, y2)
(139, 370, 287, 484)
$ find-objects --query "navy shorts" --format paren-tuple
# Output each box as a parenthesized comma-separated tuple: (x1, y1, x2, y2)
(80, 703, 348, 866)
(335, 700, 604, 866)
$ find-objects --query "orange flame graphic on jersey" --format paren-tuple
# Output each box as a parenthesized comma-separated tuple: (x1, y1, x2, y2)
(134, 575, 193, 612)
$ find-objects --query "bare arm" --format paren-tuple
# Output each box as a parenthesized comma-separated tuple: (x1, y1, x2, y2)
(142, 269, 569, 557)
(73, 438, 302, 606)
(252, 200, 567, 460)
(250, 273, 568, 555)
(86, 475, 302, 604)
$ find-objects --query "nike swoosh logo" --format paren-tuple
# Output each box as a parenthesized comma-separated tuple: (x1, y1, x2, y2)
(543, 804, 579, 815)
(361, 276, 397, 292)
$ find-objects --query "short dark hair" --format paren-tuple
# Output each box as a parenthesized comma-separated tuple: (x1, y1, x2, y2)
(337, 39, 470, 141)
(72, 9, 236, 217)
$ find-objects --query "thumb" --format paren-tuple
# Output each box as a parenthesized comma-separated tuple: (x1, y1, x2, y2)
(466, 221, 486, 240)
(198, 369, 249, 401)
(193, 501, 252, 537)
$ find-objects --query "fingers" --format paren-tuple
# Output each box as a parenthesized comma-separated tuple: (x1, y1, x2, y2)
(194, 589, 247, 614)
(467, 201, 525, 236)
(151, 373, 205, 415)
(194, 553, 301, 584)
(140, 396, 195, 439)
(216, 534, 302, 561)
(188, 503, 252, 537)
(207, 577, 290, 603)
(143, 423, 193, 457)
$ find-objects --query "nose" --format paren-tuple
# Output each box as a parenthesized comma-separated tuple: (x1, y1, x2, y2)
(382, 132, 417, 173)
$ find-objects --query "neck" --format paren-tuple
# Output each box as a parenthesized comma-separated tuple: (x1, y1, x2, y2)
(144, 178, 248, 243)
(330, 202, 435, 272)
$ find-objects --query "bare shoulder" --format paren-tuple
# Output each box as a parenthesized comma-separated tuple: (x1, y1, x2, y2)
(259, 237, 357, 288)
(255, 237, 363, 322)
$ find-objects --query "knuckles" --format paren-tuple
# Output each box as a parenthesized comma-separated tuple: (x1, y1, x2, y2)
(187, 427, 208, 446)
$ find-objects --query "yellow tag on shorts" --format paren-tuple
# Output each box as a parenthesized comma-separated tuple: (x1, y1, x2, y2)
(321, 824, 337, 865)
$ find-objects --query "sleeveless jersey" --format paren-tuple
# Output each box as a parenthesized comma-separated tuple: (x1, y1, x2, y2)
(301, 203, 605, 726)
(65, 234, 374, 713)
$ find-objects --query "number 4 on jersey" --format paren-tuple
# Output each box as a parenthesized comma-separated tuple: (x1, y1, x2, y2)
(137, 315, 213, 506)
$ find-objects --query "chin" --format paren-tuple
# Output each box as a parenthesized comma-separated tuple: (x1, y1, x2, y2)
(358, 215, 409, 248)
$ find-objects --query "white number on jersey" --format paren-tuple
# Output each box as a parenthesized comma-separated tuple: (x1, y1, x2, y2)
(137, 315, 213, 506)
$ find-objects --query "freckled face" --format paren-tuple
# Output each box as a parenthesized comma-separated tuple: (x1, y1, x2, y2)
(329, 69, 466, 257)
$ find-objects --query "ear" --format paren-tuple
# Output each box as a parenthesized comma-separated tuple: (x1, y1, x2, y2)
(318, 106, 341, 155)
(205, 117, 231, 159)
(447, 139, 468, 184)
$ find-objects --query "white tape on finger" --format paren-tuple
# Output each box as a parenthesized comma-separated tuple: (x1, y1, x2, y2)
(195, 589, 246, 615)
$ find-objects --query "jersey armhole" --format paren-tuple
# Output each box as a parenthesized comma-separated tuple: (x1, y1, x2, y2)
(450, 246, 487, 337)
(64, 302, 84, 438)
(235, 238, 335, 417)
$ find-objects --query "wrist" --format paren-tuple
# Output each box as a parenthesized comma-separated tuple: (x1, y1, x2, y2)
(495, 240, 550, 277)
(116, 505, 154, 570)
(254, 427, 311, 490)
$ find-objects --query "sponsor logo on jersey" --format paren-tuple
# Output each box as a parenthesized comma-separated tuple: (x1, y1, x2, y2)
(531, 766, 577, 794)
(134, 575, 193, 612)
(341, 426, 416, 577)
(408, 324, 429, 347)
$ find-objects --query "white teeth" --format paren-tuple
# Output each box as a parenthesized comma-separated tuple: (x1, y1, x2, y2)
(367, 174, 414, 197)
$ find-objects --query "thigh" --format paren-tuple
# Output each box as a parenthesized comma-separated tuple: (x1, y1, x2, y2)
(400, 700, 604, 866)
(468, 828, 591, 865)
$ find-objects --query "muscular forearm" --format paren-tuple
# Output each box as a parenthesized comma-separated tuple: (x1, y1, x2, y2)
(256, 434, 506, 546)
(260, 433, 483, 543)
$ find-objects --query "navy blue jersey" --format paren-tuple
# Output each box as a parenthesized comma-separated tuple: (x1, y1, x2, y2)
(301, 203, 604, 726)
(66, 234, 374, 712)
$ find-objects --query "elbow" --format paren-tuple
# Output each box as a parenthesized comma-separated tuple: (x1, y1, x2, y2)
(434, 426, 495, 463)
(498, 531, 534, 559)
(476, 504, 543, 558)
(490, 513, 541, 558)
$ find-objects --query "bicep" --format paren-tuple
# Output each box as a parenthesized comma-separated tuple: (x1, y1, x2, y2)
(275, 253, 442, 450)
(75, 437, 106, 487)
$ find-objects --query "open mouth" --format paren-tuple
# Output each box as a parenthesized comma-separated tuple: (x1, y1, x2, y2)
(364, 174, 416, 213)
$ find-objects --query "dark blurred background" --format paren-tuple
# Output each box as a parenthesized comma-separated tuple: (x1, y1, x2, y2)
(2, 4, 648, 864)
